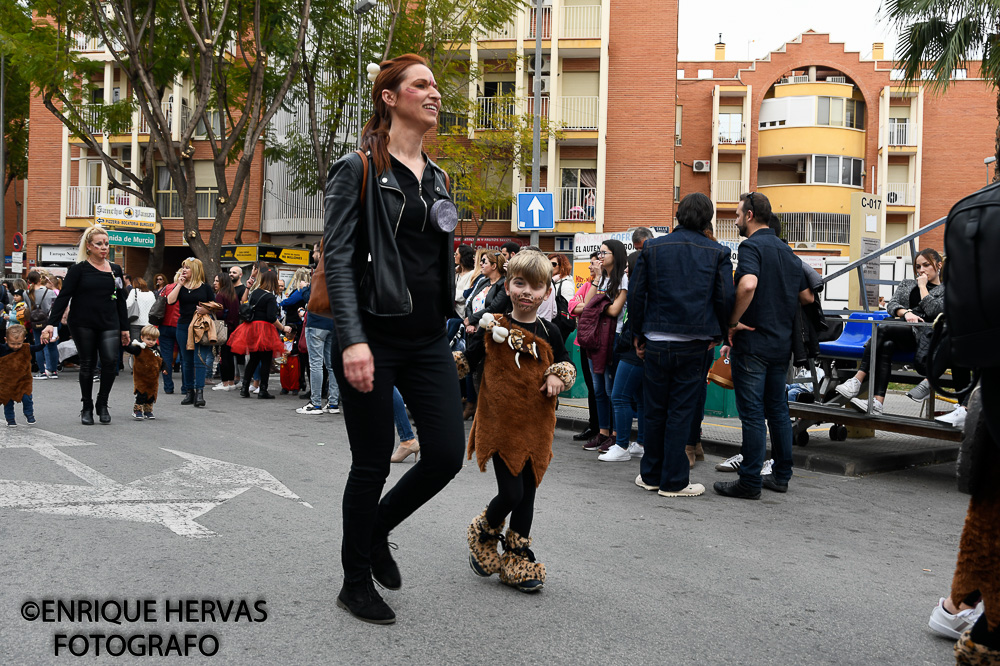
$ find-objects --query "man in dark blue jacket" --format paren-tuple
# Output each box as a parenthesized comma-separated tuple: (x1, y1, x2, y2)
(715, 192, 814, 500)
(629, 193, 734, 497)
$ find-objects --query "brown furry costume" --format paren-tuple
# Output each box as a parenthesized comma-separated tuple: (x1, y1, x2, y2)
(466, 315, 557, 487)
(0, 346, 33, 405)
(127, 343, 162, 405)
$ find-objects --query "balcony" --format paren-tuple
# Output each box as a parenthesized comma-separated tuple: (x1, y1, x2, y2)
(718, 128, 746, 145)
(883, 183, 917, 206)
(526, 7, 552, 39)
(560, 187, 596, 221)
(527, 96, 549, 119)
(561, 5, 601, 39)
(480, 21, 516, 41)
(888, 119, 917, 146)
(71, 33, 102, 52)
(717, 180, 742, 203)
(779, 212, 850, 245)
(560, 96, 599, 130)
(714, 219, 740, 244)
(67, 186, 101, 217)
(475, 96, 515, 130)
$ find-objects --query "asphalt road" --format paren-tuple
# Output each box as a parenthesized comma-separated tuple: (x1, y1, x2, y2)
(0, 374, 967, 664)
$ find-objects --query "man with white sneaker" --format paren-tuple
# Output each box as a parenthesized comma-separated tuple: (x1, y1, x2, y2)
(629, 193, 734, 498)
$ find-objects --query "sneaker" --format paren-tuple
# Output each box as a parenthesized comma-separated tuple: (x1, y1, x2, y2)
(296, 403, 325, 415)
(634, 474, 658, 491)
(597, 437, 616, 454)
(34, 373, 47, 380)
(47, 371, 58, 379)
(928, 598, 983, 639)
(5, 421, 16, 427)
(658, 483, 706, 497)
(211, 384, 228, 391)
(325, 404, 340, 414)
(598, 445, 631, 462)
(582, 433, 608, 451)
(627, 442, 645, 457)
(850, 397, 883, 415)
(761, 458, 774, 476)
(250, 386, 260, 394)
(716, 454, 743, 472)
(143, 411, 155, 420)
(907, 379, 932, 402)
(26, 416, 36, 425)
(935, 406, 967, 428)
(133, 409, 144, 420)
(835, 377, 863, 400)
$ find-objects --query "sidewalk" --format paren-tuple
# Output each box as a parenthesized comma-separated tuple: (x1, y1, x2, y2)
(555, 391, 961, 476)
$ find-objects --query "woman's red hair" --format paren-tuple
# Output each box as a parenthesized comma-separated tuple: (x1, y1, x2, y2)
(360, 53, 431, 175)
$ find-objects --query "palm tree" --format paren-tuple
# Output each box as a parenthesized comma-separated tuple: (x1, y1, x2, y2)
(884, 0, 1000, 180)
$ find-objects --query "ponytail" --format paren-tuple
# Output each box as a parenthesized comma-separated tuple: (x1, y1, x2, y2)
(360, 53, 430, 175)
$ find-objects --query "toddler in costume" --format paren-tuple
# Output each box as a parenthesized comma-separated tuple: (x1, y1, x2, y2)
(455, 251, 576, 592)
(0, 324, 44, 426)
(122, 325, 163, 420)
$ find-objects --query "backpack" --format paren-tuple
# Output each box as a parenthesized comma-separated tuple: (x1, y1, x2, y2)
(239, 291, 260, 323)
(942, 181, 1000, 368)
(552, 278, 577, 340)
(27, 287, 50, 326)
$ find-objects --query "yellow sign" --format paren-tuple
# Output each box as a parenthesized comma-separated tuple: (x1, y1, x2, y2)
(278, 248, 311, 266)
(94, 203, 158, 231)
(233, 247, 258, 262)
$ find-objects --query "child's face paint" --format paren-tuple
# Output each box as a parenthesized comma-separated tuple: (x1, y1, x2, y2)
(506, 276, 550, 318)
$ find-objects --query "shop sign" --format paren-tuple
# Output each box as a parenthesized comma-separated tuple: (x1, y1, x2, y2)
(106, 230, 156, 248)
(95, 203, 157, 231)
(39, 246, 79, 263)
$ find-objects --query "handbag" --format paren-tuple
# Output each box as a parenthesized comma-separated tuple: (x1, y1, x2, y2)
(148, 291, 167, 325)
(956, 386, 994, 495)
(213, 318, 229, 346)
(925, 314, 979, 399)
(707, 354, 734, 389)
(126, 290, 141, 323)
(297, 313, 309, 354)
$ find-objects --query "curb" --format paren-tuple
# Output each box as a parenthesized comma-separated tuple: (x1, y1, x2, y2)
(555, 414, 958, 478)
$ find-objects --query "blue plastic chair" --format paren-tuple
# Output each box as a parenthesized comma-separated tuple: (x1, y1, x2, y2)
(819, 311, 915, 363)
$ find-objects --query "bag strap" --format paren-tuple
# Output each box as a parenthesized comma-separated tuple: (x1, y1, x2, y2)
(354, 150, 369, 203)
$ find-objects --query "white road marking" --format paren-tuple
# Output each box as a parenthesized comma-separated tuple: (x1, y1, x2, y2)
(0, 428, 311, 538)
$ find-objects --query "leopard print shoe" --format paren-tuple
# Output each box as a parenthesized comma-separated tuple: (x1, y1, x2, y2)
(956, 629, 1000, 666)
(499, 529, 545, 593)
(467, 509, 504, 577)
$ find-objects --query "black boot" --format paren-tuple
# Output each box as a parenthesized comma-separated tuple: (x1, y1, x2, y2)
(371, 540, 401, 590)
(96, 400, 111, 425)
(80, 400, 94, 426)
(194, 389, 206, 407)
(180, 390, 195, 405)
(336, 579, 395, 625)
(240, 384, 250, 398)
(257, 389, 275, 399)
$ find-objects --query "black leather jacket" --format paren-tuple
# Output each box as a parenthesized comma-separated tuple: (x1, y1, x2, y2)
(323, 149, 455, 350)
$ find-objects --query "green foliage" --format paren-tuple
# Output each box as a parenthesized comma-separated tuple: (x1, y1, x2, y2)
(1, 1, 32, 192)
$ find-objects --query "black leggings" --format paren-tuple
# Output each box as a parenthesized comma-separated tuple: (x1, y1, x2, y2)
(72, 326, 120, 407)
(485, 455, 537, 537)
(332, 334, 465, 584)
(858, 323, 916, 398)
(242, 351, 272, 392)
(220, 344, 237, 382)
(580, 349, 599, 431)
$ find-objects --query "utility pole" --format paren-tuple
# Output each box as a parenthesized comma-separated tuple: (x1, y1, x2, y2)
(529, 0, 543, 247)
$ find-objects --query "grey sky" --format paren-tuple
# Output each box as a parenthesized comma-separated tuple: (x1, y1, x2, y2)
(678, 0, 899, 63)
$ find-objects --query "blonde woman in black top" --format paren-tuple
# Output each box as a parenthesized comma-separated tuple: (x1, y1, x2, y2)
(41, 225, 129, 425)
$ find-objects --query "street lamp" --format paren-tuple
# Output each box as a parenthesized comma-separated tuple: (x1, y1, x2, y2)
(354, 0, 377, 147)
(985, 156, 996, 186)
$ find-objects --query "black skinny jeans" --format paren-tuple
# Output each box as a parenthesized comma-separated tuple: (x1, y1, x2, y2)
(858, 323, 916, 398)
(72, 326, 120, 408)
(580, 349, 599, 431)
(485, 454, 537, 536)
(332, 334, 465, 584)
(242, 351, 272, 392)
(219, 343, 237, 382)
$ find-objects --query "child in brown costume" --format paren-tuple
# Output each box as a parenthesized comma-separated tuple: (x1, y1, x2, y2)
(0, 325, 44, 426)
(455, 251, 576, 593)
(123, 325, 163, 420)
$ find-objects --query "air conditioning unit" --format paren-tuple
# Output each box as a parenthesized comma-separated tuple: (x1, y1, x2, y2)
(693, 160, 711, 173)
(527, 55, 550, 73)
(538, 77, 551, 94)
(796, 159, 807, 174)
(795, 242, 817, 249)
(887, 191, 899, 204)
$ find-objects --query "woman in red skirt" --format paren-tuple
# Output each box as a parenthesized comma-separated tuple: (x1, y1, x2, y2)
(229, 270, 290, 400)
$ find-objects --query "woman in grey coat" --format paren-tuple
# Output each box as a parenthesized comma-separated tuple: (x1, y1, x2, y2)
(835, 249, 945, 414)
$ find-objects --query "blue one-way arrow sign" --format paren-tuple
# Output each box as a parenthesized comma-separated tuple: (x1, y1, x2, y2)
(517, 191, 555, 231)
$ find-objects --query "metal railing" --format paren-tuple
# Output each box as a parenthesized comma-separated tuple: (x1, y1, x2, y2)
(561, 5, 601, 39)
(780, 212, 851, 245)
(71, 33, 102, 51)
(109, 191, 136, 207)
(67, 186, 101, 217)
(888, 119, 917, 146)
(527, 96, 549, 119)
(480, 21, 516, 40)
(560, 96, 599, 130)
(883, 182, 917, 206)
(527, 7, 552, 39)
(560, 187, 597, 221)
(718, 127, 745, 144)
(827, 76, 847, 83)
(717, 179, 741, 203)
(714, 218, 740, 243)
(475, 96, 515, 130)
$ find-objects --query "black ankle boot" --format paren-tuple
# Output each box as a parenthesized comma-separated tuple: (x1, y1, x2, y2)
(180, 390, 195, 405)
(371, 540, 401, 590)
(96, 402, 111, 424)
(336, 579, 395, 625)
(257, 389, 275, 399)
(194, 389, 206, 407)
(80, 401, 94, 426)
(240, 385, 250, 398)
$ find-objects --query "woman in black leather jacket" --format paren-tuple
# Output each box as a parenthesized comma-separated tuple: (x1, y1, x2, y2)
(322, 54, 465, 625)
(464, 250, 509, 333)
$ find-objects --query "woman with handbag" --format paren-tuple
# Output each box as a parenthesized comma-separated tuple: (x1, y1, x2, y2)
(39, 225, 130, 425)
(568, 251, 602, 442)
(323, 54, 464, 625)
(126, 277, 157, 343)
(212, 272, 241, 391)
(229, 271, 289, 400)
(165, 258, 215, 408)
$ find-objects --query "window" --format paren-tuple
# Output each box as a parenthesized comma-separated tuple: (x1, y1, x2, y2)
(817, 97, 864, 129)
(675, 105, 682, 146)
(812, 155, 863, 187)
(890, 69, 905, 80)
(195, 110, 222, 138)
(952, 69, 968, 79)
(719, 113, 743, 142)
(156, 166, 181, 218)
(674, 162, 681, 202)
(560, 168, 597, 221)
(677, 69, 685, 79)
(697, 69, 713, 79)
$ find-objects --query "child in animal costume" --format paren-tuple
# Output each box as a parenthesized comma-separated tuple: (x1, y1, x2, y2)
(0, 325, 44, 426)
(122, 325, 164, 420)
(455, 251, 576, 593)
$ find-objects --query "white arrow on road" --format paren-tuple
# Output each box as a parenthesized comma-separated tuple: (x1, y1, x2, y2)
(527, 196, 545, 228)
(0, 428, 311, 538)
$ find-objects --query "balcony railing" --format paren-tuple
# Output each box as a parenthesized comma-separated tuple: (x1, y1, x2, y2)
(475, 96, 515, 130)
(560, 187, 597, 221)
(480, 21, 516, 41)
(560, 96, 599, 130)
(109, 191, 137, 207)
(526, 7, 552, 39)
(527, 96, 549, 119)
(67, 186, 101, 217)
(71, 33, 102, 51)
(779, 212, 851, 245)
(888, 119, 917, 146)
(561, 5, 601, 39)
(715, 219, 740, 244)
(883, 183, 917, 206)
(718, 128, 746, 144)
(717, 179, 742, 203)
